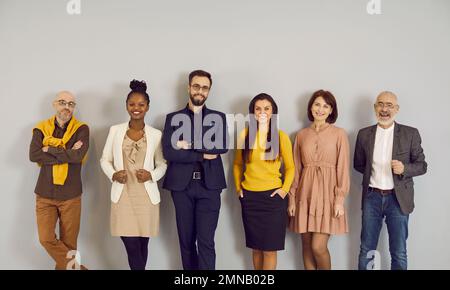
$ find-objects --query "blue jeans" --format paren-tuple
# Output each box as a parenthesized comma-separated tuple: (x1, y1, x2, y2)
(358, 188, 409, 270)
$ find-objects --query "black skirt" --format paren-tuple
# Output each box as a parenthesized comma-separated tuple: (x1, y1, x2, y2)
(240, 188, 288, 251)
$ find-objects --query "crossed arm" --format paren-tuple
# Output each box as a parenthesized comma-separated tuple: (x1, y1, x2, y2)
(29, 126, 89, 165)
(162, 113, 229, 163)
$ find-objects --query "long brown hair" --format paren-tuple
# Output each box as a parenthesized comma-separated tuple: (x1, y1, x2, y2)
(243, 93, 280, 163)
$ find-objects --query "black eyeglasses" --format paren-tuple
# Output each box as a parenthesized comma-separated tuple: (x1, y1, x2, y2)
(56, 100, 76, 108)
(191, 84, 210, 92)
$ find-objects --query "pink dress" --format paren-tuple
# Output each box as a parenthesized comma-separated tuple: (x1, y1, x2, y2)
(288, 123, 350, 235)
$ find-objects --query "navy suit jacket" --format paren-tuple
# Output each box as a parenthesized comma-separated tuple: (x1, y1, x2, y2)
(162, 105, 228, 192)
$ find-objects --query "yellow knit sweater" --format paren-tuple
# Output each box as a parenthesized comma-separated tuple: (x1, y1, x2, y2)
(233, 129, 295, 193)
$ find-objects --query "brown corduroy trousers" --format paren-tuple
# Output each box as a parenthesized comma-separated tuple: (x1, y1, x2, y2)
(35, 194, 84, 270)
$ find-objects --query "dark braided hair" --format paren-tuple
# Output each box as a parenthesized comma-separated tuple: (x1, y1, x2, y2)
(127, 79, 150, 104)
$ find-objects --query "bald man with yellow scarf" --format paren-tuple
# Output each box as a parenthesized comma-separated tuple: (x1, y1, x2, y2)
(29, 91, 89, 270)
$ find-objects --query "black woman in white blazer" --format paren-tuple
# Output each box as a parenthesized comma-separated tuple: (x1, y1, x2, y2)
(100, 80, 167, 270)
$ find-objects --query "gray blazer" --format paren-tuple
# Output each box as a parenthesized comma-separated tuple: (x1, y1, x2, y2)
(353, 122, 427, 214)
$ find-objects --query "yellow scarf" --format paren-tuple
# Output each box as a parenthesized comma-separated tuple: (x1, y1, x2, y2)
(35, 116, 86, 185)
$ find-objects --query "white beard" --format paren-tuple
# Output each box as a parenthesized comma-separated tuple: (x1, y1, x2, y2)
(377, 116, 395, 127)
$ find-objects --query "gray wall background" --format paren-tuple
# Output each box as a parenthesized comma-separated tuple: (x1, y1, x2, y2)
(1, 0, 449, 269)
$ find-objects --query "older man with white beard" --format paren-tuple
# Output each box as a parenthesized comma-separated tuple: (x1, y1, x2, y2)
(354, 91, 427, 270)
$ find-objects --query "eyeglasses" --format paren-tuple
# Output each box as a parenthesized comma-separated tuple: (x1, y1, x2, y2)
(56, 100, 76, 108)
(191, 84, 210, 92)
(375, 102, 396, 110)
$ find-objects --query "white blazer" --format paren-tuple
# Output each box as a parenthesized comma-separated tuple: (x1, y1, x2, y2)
(100, 122, 167, 204)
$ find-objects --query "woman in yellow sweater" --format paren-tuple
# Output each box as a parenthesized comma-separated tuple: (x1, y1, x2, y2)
(233, 93, 295, 270)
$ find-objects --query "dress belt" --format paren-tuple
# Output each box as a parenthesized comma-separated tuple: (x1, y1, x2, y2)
(303, 162, 336, 168)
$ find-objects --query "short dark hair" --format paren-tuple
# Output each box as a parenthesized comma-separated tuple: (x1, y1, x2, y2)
(307, 90, 338, 123)
(189, 70, 212, 87)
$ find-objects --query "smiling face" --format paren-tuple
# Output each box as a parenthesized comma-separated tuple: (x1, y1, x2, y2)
(188, 76, 210, 106)
(310, 96, 333, 123)
(126, 92, 149, 120)
(53, 91, 76, 124)
(374, 91, 399, 127)
(254, 99, 273, 125)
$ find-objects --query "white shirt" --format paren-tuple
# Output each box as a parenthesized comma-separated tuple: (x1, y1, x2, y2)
(369, 123, 395, 190)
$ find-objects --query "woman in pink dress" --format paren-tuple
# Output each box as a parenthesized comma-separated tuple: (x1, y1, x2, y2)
(288, 90, 350, 270)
